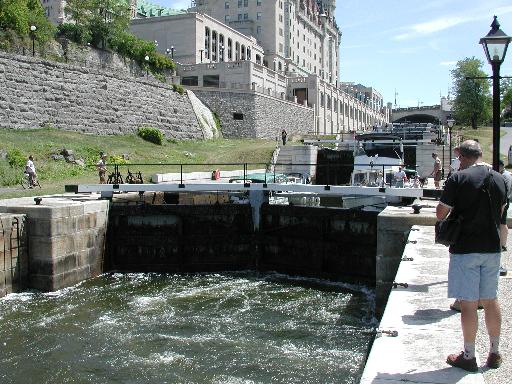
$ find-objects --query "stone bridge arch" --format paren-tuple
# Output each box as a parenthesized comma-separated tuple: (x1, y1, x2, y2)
(392, 105, 450, 124)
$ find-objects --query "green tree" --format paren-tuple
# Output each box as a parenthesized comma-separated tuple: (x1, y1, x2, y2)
(64, 0, 130, 48)
(64, 0, 94, 26)
(502, 78, 512, 119)
(451, 57, 491, 129)
(0, 0, 54, 42)
(89, 0, 131, 49)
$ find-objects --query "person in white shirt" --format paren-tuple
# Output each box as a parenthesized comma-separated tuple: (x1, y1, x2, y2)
(25, 155, 37, 188)
(448, 147, 461, 179)
(393, 167, 406, 188)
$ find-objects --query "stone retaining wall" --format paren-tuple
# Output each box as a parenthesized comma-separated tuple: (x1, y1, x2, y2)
(192, 89, 315, 139)
(0, 52, 204, 139)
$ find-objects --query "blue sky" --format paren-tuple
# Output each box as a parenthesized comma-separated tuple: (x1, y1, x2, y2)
(155, 0, 512, 107)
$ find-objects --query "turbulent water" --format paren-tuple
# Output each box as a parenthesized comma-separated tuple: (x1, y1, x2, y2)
(0, 272, 376, 384)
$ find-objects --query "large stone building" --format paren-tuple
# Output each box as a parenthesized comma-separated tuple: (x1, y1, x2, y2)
(41, 0, 390, 136)
(132, 0, 389, 135)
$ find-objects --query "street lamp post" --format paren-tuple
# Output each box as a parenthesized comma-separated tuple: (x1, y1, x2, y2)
(30, 25, 36, 56)
(446, 117, 455, 171)
(480, 16, 511, 171)
(144, 55, 150, 79)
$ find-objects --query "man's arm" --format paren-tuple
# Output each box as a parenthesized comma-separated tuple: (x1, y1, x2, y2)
(436, 202, 451, 220)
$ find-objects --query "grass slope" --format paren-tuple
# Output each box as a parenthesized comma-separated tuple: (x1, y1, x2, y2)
(0, 128, 277, 198)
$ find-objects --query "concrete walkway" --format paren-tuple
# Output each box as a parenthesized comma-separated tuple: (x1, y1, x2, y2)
(361, 221, 511, 384)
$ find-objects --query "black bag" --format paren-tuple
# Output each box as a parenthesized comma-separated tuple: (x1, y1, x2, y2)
(435, 213, 463, 246)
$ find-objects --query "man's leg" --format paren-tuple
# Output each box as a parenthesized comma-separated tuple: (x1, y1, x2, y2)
(460, 300, 479, 344)
(481, 298, 501, 338)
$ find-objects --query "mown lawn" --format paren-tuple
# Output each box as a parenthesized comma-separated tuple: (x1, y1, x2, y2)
(453, 125, 507, 165)
(0, 128, 277, 198)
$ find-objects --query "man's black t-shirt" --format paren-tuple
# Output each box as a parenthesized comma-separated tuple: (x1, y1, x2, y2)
(439, 164, 506, 254)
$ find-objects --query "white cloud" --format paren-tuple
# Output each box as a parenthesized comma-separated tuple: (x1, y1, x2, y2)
(394, 4, 512, 41)
(394, 16, 468, 40)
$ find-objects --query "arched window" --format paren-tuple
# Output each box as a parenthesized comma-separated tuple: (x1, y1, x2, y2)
(227, 38, 233, 61)
(235, 42, 240, 60)
(205, 27, 210, 59)
(212, 31, 218, 61)
(241, 44, 246, 60)
(246, 47, 251, 61)
(219, 34, 225, 61)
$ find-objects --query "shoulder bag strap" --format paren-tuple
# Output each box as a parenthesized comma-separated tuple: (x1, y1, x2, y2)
(485, 169, 500, 241)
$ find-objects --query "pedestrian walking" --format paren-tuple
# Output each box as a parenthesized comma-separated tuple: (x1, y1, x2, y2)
(430, 152, 442, 189)
(281, 129, 287, 146)
(96, 153, 107, 184)
(436, 140, 506, 372)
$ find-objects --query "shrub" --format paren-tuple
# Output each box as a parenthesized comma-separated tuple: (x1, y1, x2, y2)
(137, 126, 164, 145)
(213, 112, 222, 131)
(6, 148, 25, 168)
(172, 84, 185, 95)
(56, 23, 91, 45)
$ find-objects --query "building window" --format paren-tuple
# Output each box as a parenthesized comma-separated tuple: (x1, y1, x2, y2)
(327, 95, 331, 110)
(219, 34, 225, 61)
(228, 38, 233, 60)
(182, 76, 198, 86)
(279, 43, 283, 53)
(244, 0, 248, 6)
(225, 15, 230, 22)
(244, 13, 248, 20)
(334, 98, 338, 112)
(241, 44, 246, 60)
(256, 54, 262, 64)
(279, 28, 283, 36)
(203, 75, 220, 87)
(233, 113, 244, 120)
(257, 12, 262, 20)
(205, 27, 210, 59)
(225, 1, 229, 8)
(320, 92, 324, 107)
(257, 0, 262, 5)
(235, 42, 240, 60)
(247, 47, 251, 60)
(212, 31, 218, 62)
(257, 26, 261, 34)
(279, 14, 283, 22)
(238, 13, 242, 20)
(238, 0, 242, 7)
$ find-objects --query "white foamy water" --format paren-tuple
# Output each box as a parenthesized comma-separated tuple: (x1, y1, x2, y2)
(0, 272, 374, 384)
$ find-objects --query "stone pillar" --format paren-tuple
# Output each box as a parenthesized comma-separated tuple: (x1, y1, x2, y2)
(0, 197, 109, 291)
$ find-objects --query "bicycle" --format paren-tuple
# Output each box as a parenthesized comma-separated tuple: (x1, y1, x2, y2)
(125, 169, 144, 184)
(20, 172, 41, 189)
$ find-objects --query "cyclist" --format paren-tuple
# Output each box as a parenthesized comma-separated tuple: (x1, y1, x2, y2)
(25, 155, 37, 188)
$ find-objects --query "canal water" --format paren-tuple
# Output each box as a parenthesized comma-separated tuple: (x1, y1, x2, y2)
(0, 272, 376, 383)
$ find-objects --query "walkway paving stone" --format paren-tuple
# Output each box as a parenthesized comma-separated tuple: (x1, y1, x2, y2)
(361, 224, 510, 384)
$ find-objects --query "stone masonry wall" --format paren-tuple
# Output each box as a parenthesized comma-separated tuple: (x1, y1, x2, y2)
(0, 52, 204, 139)
(0, 197, 109, 292)
(192, 89, 314, 139)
